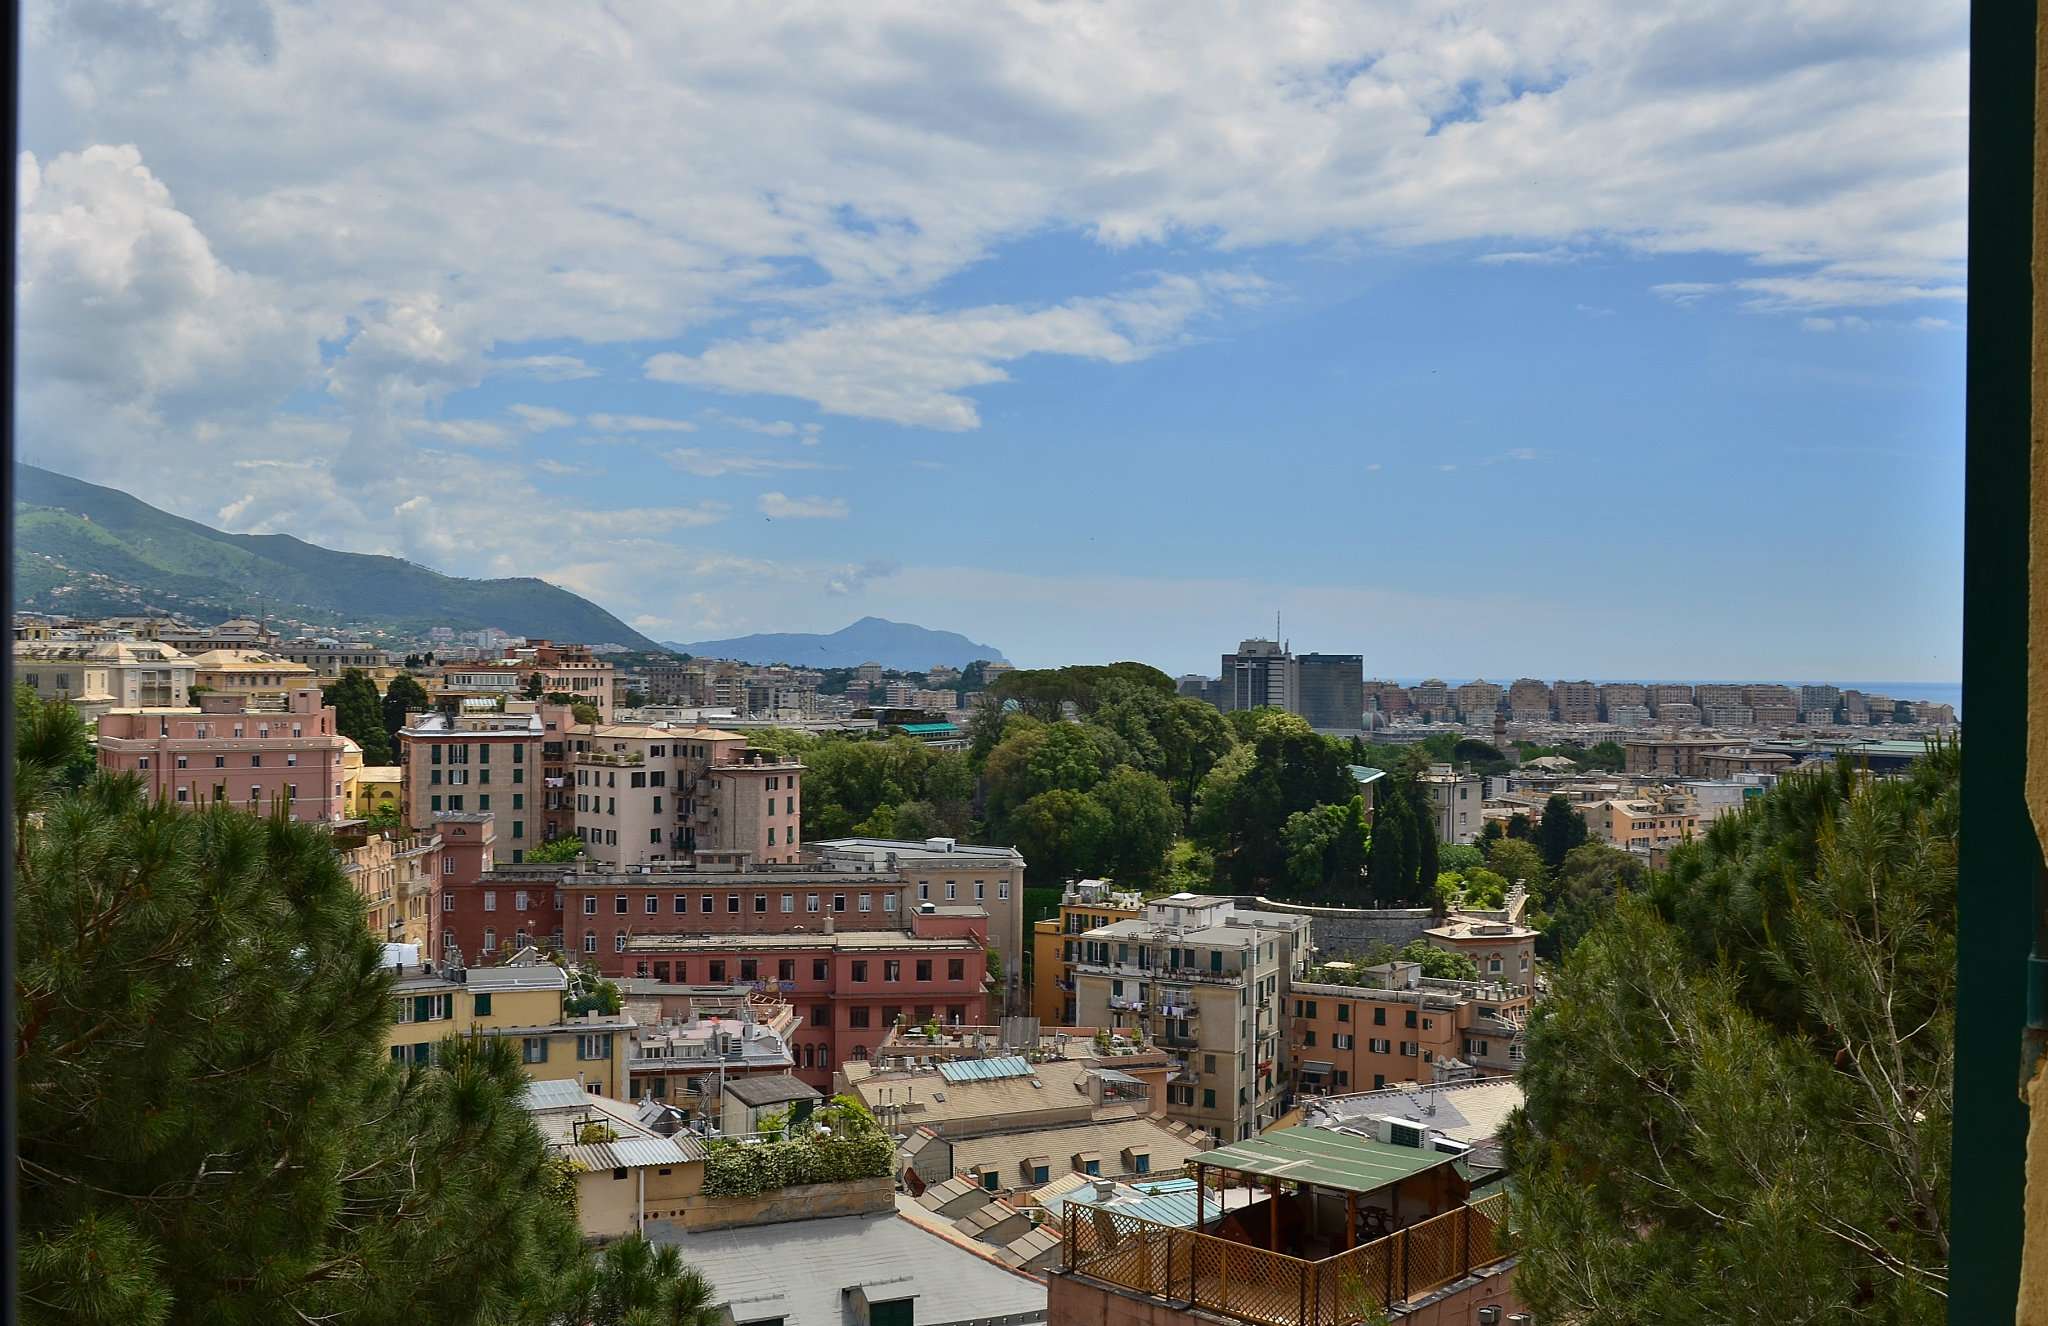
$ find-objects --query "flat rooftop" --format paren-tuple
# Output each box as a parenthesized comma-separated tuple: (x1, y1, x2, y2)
(646, 1210, 1047, 1326)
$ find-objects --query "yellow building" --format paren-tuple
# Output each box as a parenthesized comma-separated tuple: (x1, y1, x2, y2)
(188, 649, 319, 704)
(345, 831, 441, 948)
(349, 761, 404, 821)
(386, 958, 633, 1099)
(1031, 879, 1146, 1025)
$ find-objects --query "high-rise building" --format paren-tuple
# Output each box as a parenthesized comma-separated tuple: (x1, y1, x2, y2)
(1599, 682, 1649, 713)
(1220, 639, 1298, 712)
(1507, 678, 1554, 720)
(397, 704, 544, 863)
(1454, 680, 1502, 722)
(1295, 653, 1364, 731)
(1553, 680, 1600, 725)
(1409, 679, 1451, 719)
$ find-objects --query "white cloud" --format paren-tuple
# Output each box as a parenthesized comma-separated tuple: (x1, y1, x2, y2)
(492, 354, 599, 381)
(532, 457, 585, 476)
(1651, 282, 1719, 307)
(1914, 316, 1956, 330)
(662, 448, 835, 478)
(409, 419, 513, 448)
(757, 492, 850, 520)
(702, 409, 823, 440)
(1476, 247, 1585, 265)
(587, 413, 698, 433)
(510, 403, 576, 431)
(648, 272, 1263, 429)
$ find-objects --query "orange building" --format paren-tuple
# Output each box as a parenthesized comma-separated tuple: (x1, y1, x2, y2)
(1287, 961, 1532, 1095)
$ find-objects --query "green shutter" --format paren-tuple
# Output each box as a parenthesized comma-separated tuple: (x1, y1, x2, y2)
(413, 996, 431, 1023)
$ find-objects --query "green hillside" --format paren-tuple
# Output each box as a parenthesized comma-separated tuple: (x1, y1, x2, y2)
(13, 464, 663, 648)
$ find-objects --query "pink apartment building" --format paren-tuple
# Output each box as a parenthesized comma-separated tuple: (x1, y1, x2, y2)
(96, 687, 349, 822)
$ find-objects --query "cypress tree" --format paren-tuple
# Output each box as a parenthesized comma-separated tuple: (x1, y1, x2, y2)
(322, 667, 391, 764)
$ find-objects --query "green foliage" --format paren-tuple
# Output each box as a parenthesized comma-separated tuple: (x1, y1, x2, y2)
(1484, 836, 1547, 894)
(555, 1235, 724, 1326)
(381, 672, 431, 745)
(1006, 787, 1113, 883)
(14, 704, 717, 1324)
(323, 668, 392, 764)
(366, 802, 403, 832)
(794, 734, 970, 842)
(1085, 767, 1180, 883)
(577, 1121, 621, 1145)
(1281, 796, 1370, 895)
(1533, 842, 1646, 960)
(701, 1096, 894, 1197)
(1191, 715, 1352, 890)
(1533, 795, 1589, 871)
(528, 836, 585, 863)
(986, 662, 1175, 720)
(1437, 843, 1485, 872)
(1578, 739, 1625, 771)
(1504, 748, 1955, 1325)
(1318, 939, 1479, 984)
(1459, 867, 1510, 909)
(571, 702, 601, 725)
(564, 967, 622, 1016)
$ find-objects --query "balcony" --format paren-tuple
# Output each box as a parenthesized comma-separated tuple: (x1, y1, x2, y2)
(1059, 1192, 1512, 1326)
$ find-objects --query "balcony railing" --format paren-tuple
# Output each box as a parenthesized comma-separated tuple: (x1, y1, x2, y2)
(1061, 1191, 1512, 1326)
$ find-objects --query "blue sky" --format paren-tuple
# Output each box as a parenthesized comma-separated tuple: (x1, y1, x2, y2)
(15, 3, 1966, 679)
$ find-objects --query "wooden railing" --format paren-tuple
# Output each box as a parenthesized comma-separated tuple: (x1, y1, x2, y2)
(1062, 1191, 1512, 1326)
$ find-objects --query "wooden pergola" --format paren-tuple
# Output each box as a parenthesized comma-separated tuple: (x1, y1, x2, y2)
(1189, 1126, 1468, 1256)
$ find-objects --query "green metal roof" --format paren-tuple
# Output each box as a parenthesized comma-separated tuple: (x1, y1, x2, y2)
(897, 722, 958, 734)
(1347, 765, 1387, 784)
(1193, 1126, 1455, 1194)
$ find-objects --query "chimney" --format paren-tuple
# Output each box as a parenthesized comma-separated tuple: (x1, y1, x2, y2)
(824, 915, 835, 935)
(1092, 1178, 1116, 1201)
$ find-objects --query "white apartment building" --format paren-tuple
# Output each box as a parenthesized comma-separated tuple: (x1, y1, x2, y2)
(1415, 763, 1483, 845)
(1068, 894, 1313, 1142)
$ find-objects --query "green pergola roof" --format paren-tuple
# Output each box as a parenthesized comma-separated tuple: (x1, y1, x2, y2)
(897, 722, 958, 735)
(1194, 1127, 1454, 1195)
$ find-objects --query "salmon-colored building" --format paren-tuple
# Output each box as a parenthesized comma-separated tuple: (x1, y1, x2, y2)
(622, 913, 991, 1092)
(396, 705, 544, 863)
(1287, 962, 1533, 1096)
(96, 687, 348, 822)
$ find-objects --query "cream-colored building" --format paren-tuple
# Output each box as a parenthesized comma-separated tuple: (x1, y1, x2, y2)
(386, 957, 633, 1099)
(569, 722, 806, 867)
(519, 1079, 707, 1238)
(188, 650, 319, 705)
(1069, 894, 1313, 1143)
(15, 638, 195, 716)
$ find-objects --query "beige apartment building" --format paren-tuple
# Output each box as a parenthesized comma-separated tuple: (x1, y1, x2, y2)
(1553, 680, 1600, 725)
(1453, 680, 1502, 722)
(1069, 894, 1313, 1143)
(343, 830, 444, 949)
(1506, 678, 1554, 720)
(396, 705, 544, 863)
(568, 722, 805, 866)
(188, 650, 319, 704)
(811, 837, 1029, 1014)
(15, 638, 195, 717)
(1622, 736, 1734, 778)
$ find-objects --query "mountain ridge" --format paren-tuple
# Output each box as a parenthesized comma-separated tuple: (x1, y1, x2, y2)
(669, 616, 1007, 670)
(13, 463, 664, 649)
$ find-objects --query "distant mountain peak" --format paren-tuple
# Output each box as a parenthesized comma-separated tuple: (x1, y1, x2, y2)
(13, 462, 661, 648)
(668, 618, 1007, 670)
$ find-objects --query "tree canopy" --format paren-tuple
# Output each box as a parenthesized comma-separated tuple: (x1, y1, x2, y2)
(1504, 746, 1955, 1325)
(322, 667, 392, 764)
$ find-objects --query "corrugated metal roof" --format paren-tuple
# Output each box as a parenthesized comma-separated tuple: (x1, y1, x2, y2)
(938, 1054, 1035, 1083)
(1193, 1126, 1454, 1194)
(897, 722, 958, 734)
(521, 1079, 592, 1111)
(563, 1134, 700, 1171)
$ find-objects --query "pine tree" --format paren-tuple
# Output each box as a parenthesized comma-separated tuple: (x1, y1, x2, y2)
(322, 667, 391, 764)
(1411, 788, 1439, 904)
(1503, 747, 1955, 1324)
(1367, 781, 1416, 905)
(13, 689, 712, 1325)
(1533, 793, 1586, 870)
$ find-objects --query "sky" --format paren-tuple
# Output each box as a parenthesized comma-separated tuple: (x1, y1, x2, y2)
(14, 2, 1966, 680)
